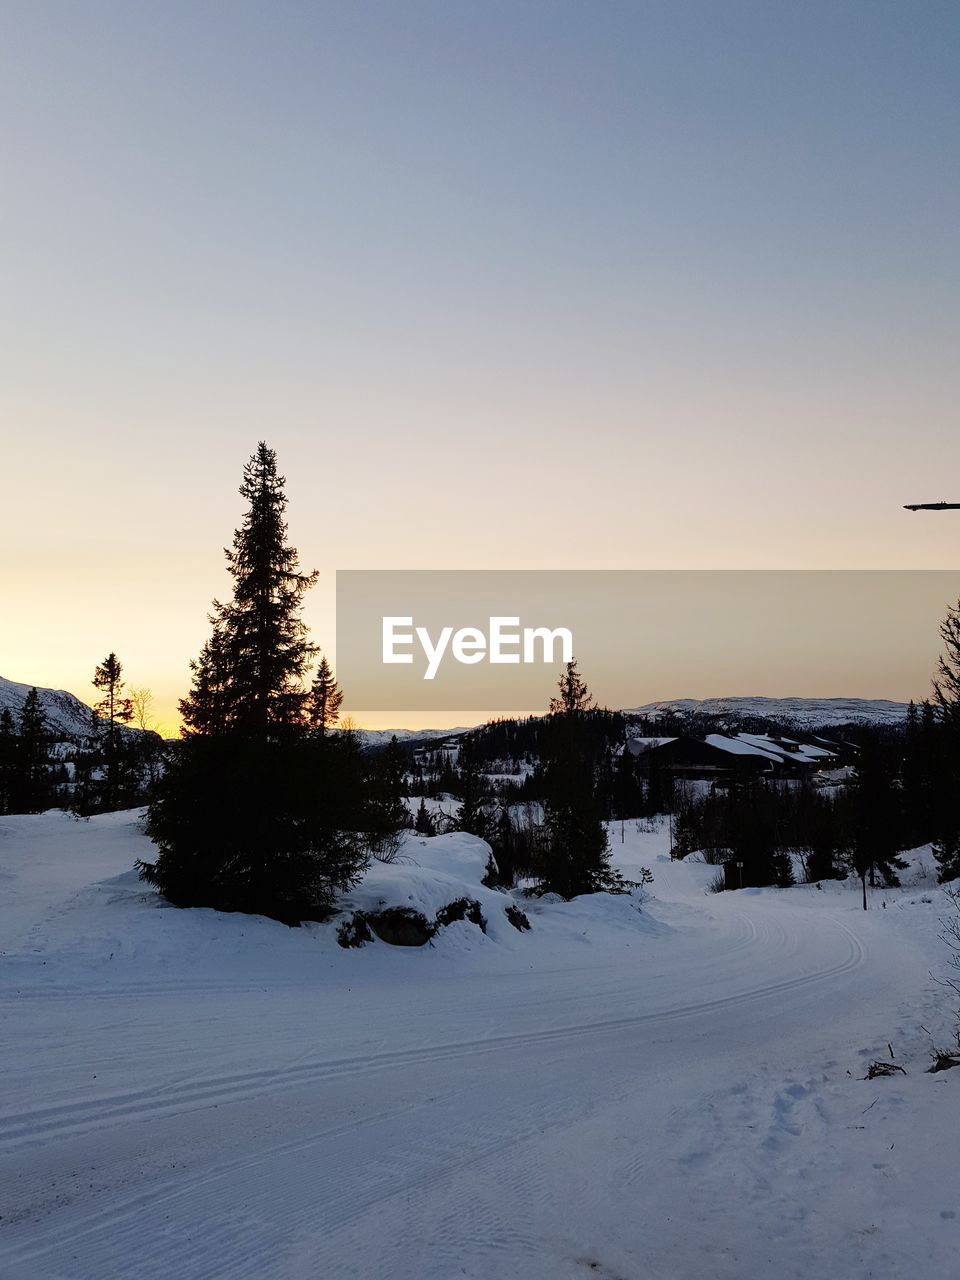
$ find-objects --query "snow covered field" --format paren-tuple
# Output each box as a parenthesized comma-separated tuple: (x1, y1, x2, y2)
(2, 811, 958, 1279)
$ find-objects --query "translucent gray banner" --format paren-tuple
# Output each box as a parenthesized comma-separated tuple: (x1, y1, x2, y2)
(335, 570, 960, 714)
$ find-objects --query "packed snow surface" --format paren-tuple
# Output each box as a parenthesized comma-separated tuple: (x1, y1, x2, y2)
(1, 811, 957, 1279)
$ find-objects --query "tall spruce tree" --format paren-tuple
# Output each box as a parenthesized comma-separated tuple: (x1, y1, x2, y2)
(141, 444, 376, 922)
(179, 443, 318, 736)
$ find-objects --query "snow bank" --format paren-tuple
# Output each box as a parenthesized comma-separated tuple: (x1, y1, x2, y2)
(0, 811, 666, 989)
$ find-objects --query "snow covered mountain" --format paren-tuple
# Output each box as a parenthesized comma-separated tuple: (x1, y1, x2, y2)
(357, 726, 473, 749)
(625, 695, 911, 728)
(0, 675, 105, 740)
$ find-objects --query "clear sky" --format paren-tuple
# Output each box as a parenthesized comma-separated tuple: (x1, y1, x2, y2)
(2, 1, 959, 733)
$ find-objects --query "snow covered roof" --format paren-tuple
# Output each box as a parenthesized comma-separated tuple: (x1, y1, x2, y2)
(703, 734, 783, 762)
(735, 733, 837, 765)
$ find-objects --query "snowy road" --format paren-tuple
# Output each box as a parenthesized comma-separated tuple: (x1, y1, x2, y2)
(1, 813, 956, 1279)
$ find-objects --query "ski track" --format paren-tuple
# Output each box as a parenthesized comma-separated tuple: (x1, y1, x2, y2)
(0, 918, 860, 1156)
(0, 907, 878, 1279)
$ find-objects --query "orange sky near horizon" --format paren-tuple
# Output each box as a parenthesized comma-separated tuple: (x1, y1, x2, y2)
(4, 548, 960, 738)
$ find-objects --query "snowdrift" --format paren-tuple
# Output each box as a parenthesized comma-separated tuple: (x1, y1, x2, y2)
(0, 811, 665, 993)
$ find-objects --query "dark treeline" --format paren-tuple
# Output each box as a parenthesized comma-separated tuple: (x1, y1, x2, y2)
(405, 609, 960, 901)
(0, 664, 163, 818)
(406, 712, 650, 817)
(0, 691, 61, 815)
(670, 737, 910, 903)
(669, 704, 960, 902)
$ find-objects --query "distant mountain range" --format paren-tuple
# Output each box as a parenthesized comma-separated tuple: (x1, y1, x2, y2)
(352, 727, 474, 748)
(624, 696, 911, 729)
(0, 675, 914, 745)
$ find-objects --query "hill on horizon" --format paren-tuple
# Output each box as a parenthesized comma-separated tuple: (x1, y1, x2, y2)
(625, 695, 911, 729)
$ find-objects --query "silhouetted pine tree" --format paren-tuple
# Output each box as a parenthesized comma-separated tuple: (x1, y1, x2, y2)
(14, 688, 52, 813)
(179, 443, 318, 736)
(844, 732, 908, 908)
(141, 444, 375, 921)
(91, 652, 134, 810)
(456, 741, 490, 839)
(413, 797, 436, 835)
(534, 661, 620, 898)
(308, 655, 344, 736)
(549, 659, 594, 716)
(614, 745, 643, 840)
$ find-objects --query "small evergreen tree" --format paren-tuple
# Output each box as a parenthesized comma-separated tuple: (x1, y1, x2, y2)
(844, 733, 908, 908)
(534, 661, 620, 898)
(413, 797, 436, 835)
(549, 660, 594, 716)
(456, 741, 490, 839)
(308, 655, 344, 736)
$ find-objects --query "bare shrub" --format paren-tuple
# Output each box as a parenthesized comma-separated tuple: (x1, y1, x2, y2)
(708, 869, 727, 894)
(368, 830, 404, 864)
